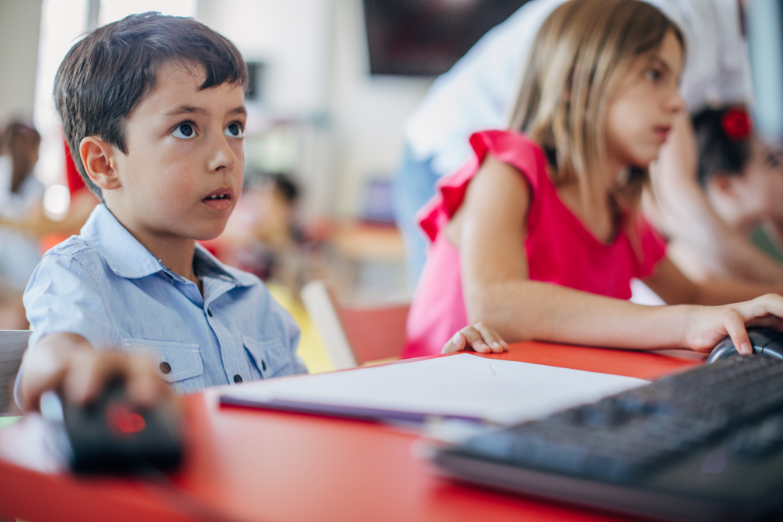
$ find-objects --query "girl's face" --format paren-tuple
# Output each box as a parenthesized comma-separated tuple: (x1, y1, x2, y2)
(604, 31, 685, 174)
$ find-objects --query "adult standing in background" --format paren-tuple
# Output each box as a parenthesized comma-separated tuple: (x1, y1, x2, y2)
(395, 0, 778, 289)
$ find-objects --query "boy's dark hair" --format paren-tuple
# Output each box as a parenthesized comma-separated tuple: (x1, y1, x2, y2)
(693, 106, 752, 187)
(54, 12, 248, 200)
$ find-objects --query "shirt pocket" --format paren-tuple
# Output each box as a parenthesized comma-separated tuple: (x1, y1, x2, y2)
(121, 338, 204, 387)
(242, 335, 292, 379)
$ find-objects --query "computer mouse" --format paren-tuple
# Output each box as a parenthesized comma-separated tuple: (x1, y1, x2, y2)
(40, 377, 183, 474)
(706, 327, 783, 363)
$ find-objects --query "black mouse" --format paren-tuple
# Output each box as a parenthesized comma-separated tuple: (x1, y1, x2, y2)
(706, 327, 783, 363)
(40, 377, 183, 474)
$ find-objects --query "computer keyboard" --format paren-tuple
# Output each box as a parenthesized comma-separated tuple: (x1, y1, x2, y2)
(433, 356, 783, 522)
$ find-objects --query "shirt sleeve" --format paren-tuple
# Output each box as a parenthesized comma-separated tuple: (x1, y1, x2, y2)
(23, 248, 115, 348)
(16, 247, 115, 408)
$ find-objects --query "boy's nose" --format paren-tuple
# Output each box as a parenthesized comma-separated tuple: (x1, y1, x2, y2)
(208, 134, 237, 172)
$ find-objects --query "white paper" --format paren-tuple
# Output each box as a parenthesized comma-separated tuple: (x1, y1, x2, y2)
(224, 354, 648, 426)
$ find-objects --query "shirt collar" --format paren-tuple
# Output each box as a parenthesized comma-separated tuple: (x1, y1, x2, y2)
(192, 243, 258, 287)
(80, 204, 257, 287)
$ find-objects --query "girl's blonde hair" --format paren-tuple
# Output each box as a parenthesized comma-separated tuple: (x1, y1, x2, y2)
(508, 0, 684, 213)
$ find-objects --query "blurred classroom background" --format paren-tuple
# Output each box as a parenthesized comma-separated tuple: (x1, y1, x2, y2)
(0, 0, 525, 373)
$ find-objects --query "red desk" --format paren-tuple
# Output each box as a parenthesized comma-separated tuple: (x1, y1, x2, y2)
(0, 342, 701, 522)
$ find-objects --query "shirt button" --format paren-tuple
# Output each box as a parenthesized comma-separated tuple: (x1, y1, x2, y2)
(261, 360, 267, 371)
(234, 374, 243, 383)
(207, 308, 213, 317)
(160, 362, 172, 374)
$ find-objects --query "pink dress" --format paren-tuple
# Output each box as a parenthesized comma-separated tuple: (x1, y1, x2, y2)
(402, 130, 667, 359)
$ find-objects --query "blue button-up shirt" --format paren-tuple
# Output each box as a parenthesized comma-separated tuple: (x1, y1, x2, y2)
(19, 204, 307, 399)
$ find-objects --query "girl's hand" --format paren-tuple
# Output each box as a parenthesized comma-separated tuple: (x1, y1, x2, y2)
(442, 322, 509, 354)
(683, 294, 783, 354)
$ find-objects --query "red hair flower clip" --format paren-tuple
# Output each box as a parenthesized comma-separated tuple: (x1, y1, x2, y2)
(722, 108, 752, 141)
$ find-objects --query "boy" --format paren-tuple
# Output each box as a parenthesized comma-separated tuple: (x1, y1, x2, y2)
(15, 13, 307, 412)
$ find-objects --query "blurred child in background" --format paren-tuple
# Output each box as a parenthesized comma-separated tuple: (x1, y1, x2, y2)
(0, 122, 43, 329)
(218, 172, 306, 288)
(664, 106, 783, 280)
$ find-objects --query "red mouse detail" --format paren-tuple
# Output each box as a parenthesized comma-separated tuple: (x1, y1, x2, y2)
(107, 404, 146, 435)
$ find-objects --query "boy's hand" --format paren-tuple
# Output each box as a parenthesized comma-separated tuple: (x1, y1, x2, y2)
(442, 322, 509, 354)
(20, 332, 174, 412)
(683, 294, 783, 355)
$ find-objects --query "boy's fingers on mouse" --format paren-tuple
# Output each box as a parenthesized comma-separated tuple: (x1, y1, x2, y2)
(65, 351, 128, 404)
(127, 355, 167, 406)
(22, 354, 70, 411)
(62, 349, 100, 403)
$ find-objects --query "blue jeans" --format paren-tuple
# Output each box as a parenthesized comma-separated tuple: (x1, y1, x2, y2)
(393, 146, 440, 291)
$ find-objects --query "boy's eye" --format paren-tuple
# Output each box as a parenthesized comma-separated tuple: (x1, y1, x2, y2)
(225, 122, 244, 138)
(172, 123, 196, 139)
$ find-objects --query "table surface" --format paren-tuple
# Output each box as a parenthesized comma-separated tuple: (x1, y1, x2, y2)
(0, 342, 703, 522)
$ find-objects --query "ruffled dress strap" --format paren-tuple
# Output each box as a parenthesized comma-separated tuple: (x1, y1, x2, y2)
(417, 130, 547, 242)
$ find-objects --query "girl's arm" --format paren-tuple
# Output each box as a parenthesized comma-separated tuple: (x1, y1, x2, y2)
(642, 257, 783, 306)
(457, 155, 783, 355)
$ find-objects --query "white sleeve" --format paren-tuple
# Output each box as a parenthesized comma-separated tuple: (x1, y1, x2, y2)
(405, 0, 569, 174)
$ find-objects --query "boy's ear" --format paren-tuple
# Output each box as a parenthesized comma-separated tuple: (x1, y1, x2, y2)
(79, 137, 121, 190)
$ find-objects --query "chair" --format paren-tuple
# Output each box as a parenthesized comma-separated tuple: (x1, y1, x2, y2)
(0, 330, 30, 416)
(301, 280, 409, 370)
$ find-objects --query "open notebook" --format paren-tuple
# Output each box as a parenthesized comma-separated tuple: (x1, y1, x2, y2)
(220, 354, 647, 426)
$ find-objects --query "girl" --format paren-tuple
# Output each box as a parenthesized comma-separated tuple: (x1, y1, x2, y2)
(403, 0, 783, 359)
(664, 105, 783, 280)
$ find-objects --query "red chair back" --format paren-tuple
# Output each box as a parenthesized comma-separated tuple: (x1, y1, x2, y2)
(336, 304, 410, 365)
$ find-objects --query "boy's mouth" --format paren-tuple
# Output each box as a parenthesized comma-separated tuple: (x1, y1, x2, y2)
(202, 188, 234, 210)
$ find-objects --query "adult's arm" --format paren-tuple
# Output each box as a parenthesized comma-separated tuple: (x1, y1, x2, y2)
(647, 113, 783, 283)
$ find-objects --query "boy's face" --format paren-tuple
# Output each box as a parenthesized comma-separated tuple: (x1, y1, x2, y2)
(106, 61, 246, 243)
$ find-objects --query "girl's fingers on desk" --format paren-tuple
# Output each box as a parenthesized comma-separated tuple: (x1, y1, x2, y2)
(472, 322, 508, 353)
(442, 331, 468, 354)
(442, 323, 509, 354)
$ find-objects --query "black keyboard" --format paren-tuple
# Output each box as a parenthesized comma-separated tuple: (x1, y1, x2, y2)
(433, 356, 783, 522)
